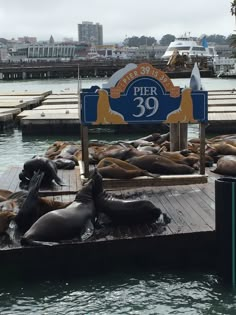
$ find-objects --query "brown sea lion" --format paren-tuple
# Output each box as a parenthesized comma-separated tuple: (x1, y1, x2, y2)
(97, 157, 159, 179)
(45, 141, 69, 159)
(127, 154, 195, 175)
(205, 143, 236, 157)
(0, 189, 13, 202)
(55, 144, 81, 164)
(211, 155, 236, 176)
(159, 151, 199, 167)
(21, 177, 97, 246)
(95, 145, 132, 162)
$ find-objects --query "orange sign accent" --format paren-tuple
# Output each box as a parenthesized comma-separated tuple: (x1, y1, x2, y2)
(110, 63, 180, 99)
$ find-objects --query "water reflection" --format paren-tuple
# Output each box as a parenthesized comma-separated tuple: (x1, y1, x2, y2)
(1, 270, 236, 315)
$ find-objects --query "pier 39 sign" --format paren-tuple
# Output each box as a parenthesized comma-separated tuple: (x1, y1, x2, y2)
(81, 63, 208, 125)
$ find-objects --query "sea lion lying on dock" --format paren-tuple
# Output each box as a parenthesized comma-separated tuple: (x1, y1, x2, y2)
(19, 156, 65, 187)
(21, 177, 97, 246)
(127, 155, 195, 175)
(211, 155, 236, 176)
(92, 169, 170, 225)
(97, 157, 159, 179)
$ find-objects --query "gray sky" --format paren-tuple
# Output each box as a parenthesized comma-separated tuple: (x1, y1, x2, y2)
(0, 0, 234, 43)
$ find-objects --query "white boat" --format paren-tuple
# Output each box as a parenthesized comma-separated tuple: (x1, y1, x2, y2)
(161, 34, 217, 61)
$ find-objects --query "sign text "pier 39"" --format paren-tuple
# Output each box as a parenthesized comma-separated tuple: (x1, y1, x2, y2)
(81, 63, 208, 125)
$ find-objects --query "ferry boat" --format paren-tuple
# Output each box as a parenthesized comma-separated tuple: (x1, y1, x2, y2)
(161, 34, 218, 61)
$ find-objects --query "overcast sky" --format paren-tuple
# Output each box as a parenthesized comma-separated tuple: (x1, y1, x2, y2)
(0, 0, 234, 43)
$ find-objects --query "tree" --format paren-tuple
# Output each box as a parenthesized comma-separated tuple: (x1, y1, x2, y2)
(123, 36, 157, 47)
(230, 1, 236, 48)
(159, 34, 175, 46)
(231, 0, 236, 23)
(206, 34, 227, 45)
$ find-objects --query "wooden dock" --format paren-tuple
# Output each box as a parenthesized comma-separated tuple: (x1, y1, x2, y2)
(0, 91, 52, 130)
(0, 166, 220, 278)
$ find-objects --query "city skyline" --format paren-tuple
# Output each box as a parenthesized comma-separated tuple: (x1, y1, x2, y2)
(0, 0, 234, 44)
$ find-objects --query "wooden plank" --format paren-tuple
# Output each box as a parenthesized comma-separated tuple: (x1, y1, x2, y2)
(103, 174, 208, 190)
(208, 106, 236, 112)
(208, 99, 236, 105)
(151, 186, 193, 234)
(172, 184, 214, 229)
(165, 185, 212, 233)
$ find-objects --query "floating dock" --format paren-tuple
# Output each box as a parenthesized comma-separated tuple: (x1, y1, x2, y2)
(0, 91, 52, 130)
(0, 166, 219, 278)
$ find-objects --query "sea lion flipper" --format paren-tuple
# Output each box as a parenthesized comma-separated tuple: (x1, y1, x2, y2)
(15, 172, 44, 231)
(21, 238, 59, 246)
(53, 175, 67, 186)
(28, 170, 44, 192)
(144, 171, 160, 178)
(81, 219, 94, 241)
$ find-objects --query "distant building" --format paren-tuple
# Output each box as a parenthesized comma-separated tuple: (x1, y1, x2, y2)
(78, 21, 103, 45)
(49, 35, 55, 45)
(18, 36, 37, 44)
(0, 44, 8, 61)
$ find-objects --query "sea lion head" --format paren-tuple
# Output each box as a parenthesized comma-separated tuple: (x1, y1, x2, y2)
(89, 168, 103, 197)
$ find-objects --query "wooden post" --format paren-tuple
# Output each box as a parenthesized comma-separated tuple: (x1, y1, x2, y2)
(81, 125, 89, 178)
(199, 122, 205, 175)
(170, 123, 188, 151)
(179, 123, 188, 150)
(170, 123, 180, 151)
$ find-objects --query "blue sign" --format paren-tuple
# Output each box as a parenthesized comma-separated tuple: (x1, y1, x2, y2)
(81, 63, 208, 125)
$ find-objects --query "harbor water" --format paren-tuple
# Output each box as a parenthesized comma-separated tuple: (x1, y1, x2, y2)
(0, 77, 235, 315)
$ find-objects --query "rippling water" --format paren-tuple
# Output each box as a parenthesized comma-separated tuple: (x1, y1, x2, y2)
(1, 270, 235, 315)
(0, 77, 236, 315)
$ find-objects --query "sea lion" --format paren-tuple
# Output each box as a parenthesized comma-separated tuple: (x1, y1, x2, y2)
(54, 158, 76, 170)
(55, 143, 80, 164)
(97, 157, 159, 179)
(21, 177, 96, 246)
(205, 143, 236, 160)
(92, 169, 170, 225)
(127, 154, 195, 175)
(0, 189, 13, 202)
(159, 151, 199, 168)
(94, 145, 132, 162)
(15, 171, 71, 233)
(211, 155, 236, 176)
(19, 156, 65, 187)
